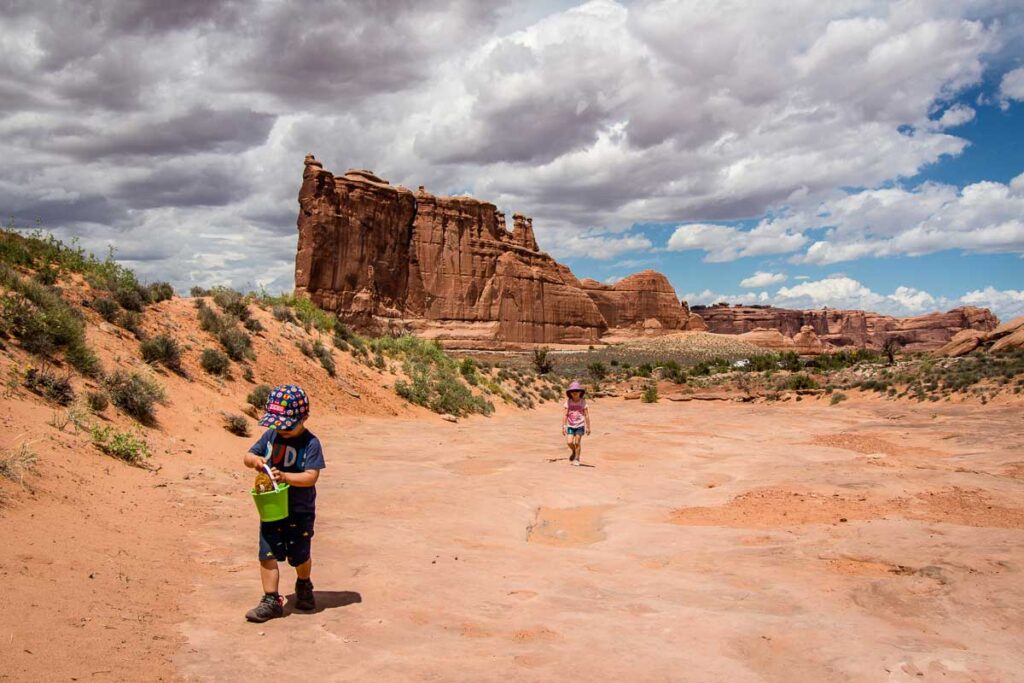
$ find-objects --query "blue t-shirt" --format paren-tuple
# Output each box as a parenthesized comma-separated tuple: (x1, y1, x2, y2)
(249, 428, 326, 515)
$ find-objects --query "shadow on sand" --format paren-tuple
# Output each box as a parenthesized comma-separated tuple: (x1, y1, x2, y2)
(284, 590, 362, 615)
(546, 457, 595, 468)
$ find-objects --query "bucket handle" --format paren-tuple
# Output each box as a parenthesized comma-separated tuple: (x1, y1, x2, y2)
(261, 460, 280, 492)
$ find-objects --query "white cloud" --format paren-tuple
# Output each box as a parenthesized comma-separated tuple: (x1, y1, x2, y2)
(682, 277, 1024, 321)
(931, 103, 976, 130)
(999, 66, 1024, 106)
(740, 271, 787, 288)
(959, 286, 1024, 320)
(0, 1, 1018, 292)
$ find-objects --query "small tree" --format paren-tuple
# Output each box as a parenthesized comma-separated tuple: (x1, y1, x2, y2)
(532, 347, 553, 374)
(882, 338, 901, 366)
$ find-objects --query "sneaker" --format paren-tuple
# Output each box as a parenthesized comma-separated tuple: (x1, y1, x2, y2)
(295, 579, 316, 612)
(245, 593, 284, 623)
(571, 459, 581, 467)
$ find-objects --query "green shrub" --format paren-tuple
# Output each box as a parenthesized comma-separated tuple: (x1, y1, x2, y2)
(147, 282, 175, 303)
(223, 413, 250, 436)
(104, 369, 166, 424)
(24, 367, 75, 405)
(114, 284, 147, 312)
(777, 373, 819, 391)
(218, 327, 253, 361)
(211, 286, 251, 321)
(830, 392, 848, 405)
(86, 390, 109, 412)
(0, 265, 100, 376)
(200, 348, 230, 376)
(247, 384, 271, 410)
(587, 361, 607, 381)
(312, 340, 336, 376)
(91, 297, 119, 322)
(642, 382, 659, 403)
(189, 286, 208, 298)
(242, 365, 255, 383)
(197, 301, 224, 333)
(91, 425, 149, 466)
(532, 347, 553, 374)
(779, 351, 802, 372)
(272, 305, 296, 323)
(118, 310, 145, 339)
(244, 317, 264, 334)
(140, 334, 183, 373)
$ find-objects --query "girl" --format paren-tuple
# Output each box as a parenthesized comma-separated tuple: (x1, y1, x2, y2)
(561, 381, 591, 466)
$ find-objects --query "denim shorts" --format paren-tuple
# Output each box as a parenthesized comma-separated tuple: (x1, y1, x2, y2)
(259, 512, 315, 566)
(566, 426, 585, 436)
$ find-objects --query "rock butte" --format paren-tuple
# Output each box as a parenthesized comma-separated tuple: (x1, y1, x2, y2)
(294, 155, 998, 351)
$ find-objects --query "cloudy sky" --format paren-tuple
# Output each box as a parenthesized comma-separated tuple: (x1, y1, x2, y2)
(3, 0, 1023, 319)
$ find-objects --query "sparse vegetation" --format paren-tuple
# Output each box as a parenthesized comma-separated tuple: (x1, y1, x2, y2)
(642, 381, 659, 403)
(256, 293, 335, 332)
(200, 348, 230, 376)
(830, 392, 848, 405)
(532, 347, 553, 374)
(217, 326, 253, 361)
(312, 340, 336, 376)
(104, 369, 167, 424)
(91, 425, 150, 466)
(247, 384, 272, 410)
(147, 281, 174, 303)
(118, 310, 145, 339)
(23, 366, 75, 405)
(86, 390, 109, 412)
(0, 442, 37, 485)
(140, 334, 183, 374)
(777, 373, 820, 391)
(223, 413, 251, 436)
(91, 297, 119, 322)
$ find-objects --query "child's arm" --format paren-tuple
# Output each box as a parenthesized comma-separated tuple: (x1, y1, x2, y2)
(242, 452, 265, 470)
(584, 406, 591, 435)
(271, 468, 320, 488)
(561, 403, 568, 434)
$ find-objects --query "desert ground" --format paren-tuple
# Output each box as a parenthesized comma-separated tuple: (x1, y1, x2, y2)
(153, 396, 1024, 681)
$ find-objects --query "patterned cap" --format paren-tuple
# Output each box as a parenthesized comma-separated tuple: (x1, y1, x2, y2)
(258, 384, 310, 431)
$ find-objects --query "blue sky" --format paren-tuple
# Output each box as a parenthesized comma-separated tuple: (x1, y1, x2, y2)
(2, 1, 1022, 319)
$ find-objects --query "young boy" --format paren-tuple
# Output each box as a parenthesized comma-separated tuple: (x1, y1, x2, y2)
(242, 384, 325, 622)
(561, 381, 591, 466)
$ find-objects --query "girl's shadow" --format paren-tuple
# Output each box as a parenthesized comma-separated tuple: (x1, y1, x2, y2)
(284, 590, 362, 615)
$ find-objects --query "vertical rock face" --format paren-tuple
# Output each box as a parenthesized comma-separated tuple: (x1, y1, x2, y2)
(579, 271, 686, 329)
(693, 304, 998, 351)
(296, 156, 615, 345)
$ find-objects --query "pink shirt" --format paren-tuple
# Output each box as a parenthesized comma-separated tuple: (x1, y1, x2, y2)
(563, 398, 587, 428)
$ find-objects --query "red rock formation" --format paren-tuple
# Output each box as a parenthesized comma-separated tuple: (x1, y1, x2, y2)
(937, 316, 1024, 356)
(693, 304, 998, 351)
(296, 156, 607, 345)
(579, 271, 686, 330)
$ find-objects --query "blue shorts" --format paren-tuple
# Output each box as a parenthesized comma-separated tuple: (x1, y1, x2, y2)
(566, 426, 585, 436)
(259, 512, 315, 566)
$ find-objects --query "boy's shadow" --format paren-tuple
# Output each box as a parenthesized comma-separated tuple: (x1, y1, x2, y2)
(284, 590, 362, 616)
(546, 457, 595, 468)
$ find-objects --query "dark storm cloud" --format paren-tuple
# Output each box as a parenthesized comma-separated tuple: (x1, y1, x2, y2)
(112, 161, 254, 209)
(44, 107, 276, 160)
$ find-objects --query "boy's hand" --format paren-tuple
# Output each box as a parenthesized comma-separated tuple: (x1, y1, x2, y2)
(270, 467, 288, 484)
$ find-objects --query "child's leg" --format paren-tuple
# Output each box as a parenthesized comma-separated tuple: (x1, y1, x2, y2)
(566, 433, 576, 459)
(259, 559, 280, 594)
(574, 434, 583, 461)
(295, 558, 312, 581)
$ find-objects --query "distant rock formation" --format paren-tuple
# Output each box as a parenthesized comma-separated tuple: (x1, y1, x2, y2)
(294, 156, 999, 350)
(936, 316, 1024, 356)
(693, 304, 998, 351)
(294, 156, 684, 346)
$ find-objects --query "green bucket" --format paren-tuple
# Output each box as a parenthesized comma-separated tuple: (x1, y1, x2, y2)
(252, 484, 290, 522)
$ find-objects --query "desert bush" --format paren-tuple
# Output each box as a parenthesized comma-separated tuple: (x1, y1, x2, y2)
(429, 367, 493, 416)
(200, 348, 230, 376)
(91, 425, 149, 465)
(777, 373, 819, 391)
(830, 392, 848, 405)
(882, 338, 901, 366)
(312, 340, 336, 376)
(532, 347, 554, 374)
(217, 327, 253, 361)
(272, 304, 296, 323)
(104, 369, 166, 424)
(196, 301, 224, 333)
(778, 351, 802, 372)
(247, 384, 271, 410)
(147, 281, 175, 302)
(223, 413, 251, 436)
(114, 284, 147, 312)
(24, 367, 75, 405)
(642, 382, 659, 403)
(0, 442, 37, 485)
(86, 390, 109, 412)
(210, 286, 250, 319)
(0, 265, 100, 376)
(241, 365, 255, 383)
(91, 297, 119, 322)
(297, 339, 313, 357)
(140, 334, 183, 373)
(244, 317, 264, 334)
(118, 310, 145, 339)
(587, 361, 607, 381)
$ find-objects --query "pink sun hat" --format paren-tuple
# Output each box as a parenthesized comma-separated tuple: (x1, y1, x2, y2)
(565, 380, 586, 397)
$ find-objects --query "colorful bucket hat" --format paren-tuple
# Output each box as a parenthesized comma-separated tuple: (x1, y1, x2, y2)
(565, 380, 586, 397)
(258, 384, 310, 431)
